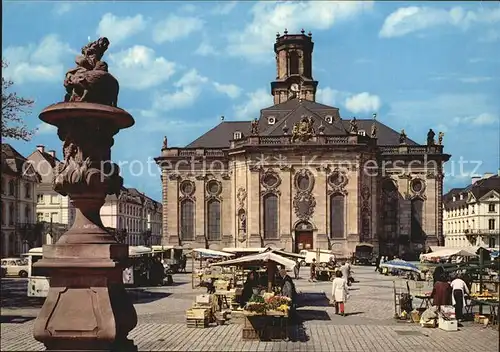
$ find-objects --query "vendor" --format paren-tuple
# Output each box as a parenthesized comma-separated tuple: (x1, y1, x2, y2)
(279, 268, 297, 319)
(240, 270, 259, 307)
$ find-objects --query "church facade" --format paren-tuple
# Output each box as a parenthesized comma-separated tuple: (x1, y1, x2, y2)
(155, 31, 451, 258)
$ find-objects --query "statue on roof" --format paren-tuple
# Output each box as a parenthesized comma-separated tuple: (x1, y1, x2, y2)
(64, 37, 119, 107)
(427, 128, 435, 146)
(349, 117, 358, 134)
(291, 115, 315, 143)
(370, 113, 377, 138)
(438, 131, 444, 145)
(251, 118, 259, 135)
(162, 136, 168, 150)
(370, 122, 377, 138)
(399, 129, 407, 145)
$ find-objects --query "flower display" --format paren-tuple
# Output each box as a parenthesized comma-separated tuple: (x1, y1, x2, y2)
(265, 295, 292, 310)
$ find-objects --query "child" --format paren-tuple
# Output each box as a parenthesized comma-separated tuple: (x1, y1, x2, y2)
(331, 270, 348, 316)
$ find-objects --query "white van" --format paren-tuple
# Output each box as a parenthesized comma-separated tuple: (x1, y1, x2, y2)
(298, 250, 334, 266)
(1, 257, 29, 277)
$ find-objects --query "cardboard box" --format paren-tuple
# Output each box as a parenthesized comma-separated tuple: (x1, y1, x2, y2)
(438, 317, 458, 331)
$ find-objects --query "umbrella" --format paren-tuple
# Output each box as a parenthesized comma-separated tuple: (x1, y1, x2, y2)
(193, 248, 235, 258)
(210, 251, 296, 269)
(380, 259, 421, 273)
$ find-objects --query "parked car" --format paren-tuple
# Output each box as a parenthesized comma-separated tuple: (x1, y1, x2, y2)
(1, 258, 29, 277)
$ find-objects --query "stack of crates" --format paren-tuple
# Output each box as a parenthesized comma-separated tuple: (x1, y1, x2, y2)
(186, 308, 209, 328)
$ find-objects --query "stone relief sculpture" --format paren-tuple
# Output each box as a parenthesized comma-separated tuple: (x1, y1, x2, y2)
(293, 192, 316, 221)
(291, 115, 315, 143)
(327, 168, 349, 195)
(64, 37, 119, 107)
(237, 187, 247, 209)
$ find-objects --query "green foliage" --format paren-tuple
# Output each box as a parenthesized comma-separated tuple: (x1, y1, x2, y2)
(1, 60, 36, 141)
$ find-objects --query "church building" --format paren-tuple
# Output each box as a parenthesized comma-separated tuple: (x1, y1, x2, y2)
(155, 31, 451, 258)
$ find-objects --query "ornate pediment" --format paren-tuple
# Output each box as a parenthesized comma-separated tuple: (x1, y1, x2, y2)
(291, 115, 315, 143)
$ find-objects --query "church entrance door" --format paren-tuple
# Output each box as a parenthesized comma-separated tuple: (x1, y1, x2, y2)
(296, 231, 313, 253)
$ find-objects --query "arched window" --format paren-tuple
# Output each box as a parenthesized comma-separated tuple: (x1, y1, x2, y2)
(381, 180, 398, 239)
(207, 199, 221, 241)
(330, 194, 345, 238)
(411, 199, 424, 241)
(180, 199, 195, 241)
(289, 51, 299, 75)
(263, 194, 278, 239)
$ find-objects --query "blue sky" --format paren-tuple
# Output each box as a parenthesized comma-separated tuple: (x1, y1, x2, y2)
(2, 1, 499, 202)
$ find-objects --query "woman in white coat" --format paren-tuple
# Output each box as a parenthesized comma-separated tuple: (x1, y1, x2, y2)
(450, 274, 470, 321)
(331, 270, 349, 316)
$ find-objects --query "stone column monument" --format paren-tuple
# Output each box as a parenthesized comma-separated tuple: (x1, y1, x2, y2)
(33, 37, 137, 351)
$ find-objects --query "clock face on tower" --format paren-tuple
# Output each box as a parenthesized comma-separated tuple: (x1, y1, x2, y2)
(290, 83, 299, 92)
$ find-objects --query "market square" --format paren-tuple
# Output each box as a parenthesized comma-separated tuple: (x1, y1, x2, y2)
(1, 264, 499, 351)
(1, 1, 499, 351)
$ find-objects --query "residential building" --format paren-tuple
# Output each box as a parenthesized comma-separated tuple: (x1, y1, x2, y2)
(101, 187, 162, 246)
(26, 145, 75, 244)
(443, 172, 500, 248)
(155, 31, 451, 258)
(1, 144, 40, 257)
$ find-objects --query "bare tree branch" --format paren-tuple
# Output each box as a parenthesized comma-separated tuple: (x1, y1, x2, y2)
(2, 60, 37, 141)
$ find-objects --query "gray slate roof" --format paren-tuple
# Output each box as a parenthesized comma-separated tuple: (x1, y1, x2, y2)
(185, 98, 417, 148)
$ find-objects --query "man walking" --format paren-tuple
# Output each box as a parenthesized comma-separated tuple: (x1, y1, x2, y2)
(293, 258, 300, 279)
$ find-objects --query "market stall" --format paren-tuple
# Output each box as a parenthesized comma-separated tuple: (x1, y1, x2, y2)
(191, 248, 235, 289)
(210, 252, 296, 340)
(380, 259, 422, 280)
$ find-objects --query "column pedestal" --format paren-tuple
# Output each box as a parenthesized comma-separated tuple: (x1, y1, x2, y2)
(33, 244, 137, 351)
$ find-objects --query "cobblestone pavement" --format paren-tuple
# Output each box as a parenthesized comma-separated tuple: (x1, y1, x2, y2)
(1, 265, 499, 351)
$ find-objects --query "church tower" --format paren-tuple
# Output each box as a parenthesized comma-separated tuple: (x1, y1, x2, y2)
(271, 29, 318, 105)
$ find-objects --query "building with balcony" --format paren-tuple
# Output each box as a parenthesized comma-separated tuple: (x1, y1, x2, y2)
(1, 144, 40, 257)
(155, 31, 451, 258)
(26, 145, 75, 245)
(100, 187, 162, 246)
(443, 172, 500, 249)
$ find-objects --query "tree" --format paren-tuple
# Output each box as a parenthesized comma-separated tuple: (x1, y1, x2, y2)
(1, 60, 36, 141)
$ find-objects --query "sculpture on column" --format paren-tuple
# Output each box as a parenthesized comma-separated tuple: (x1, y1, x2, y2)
(33, 37, 137, 351)
(399, 129, 407, 145)
(427, 128, 435, 146)
(251, 118, 259, 135)
(162, 135, 168, 150)
(349, 117, 358, 134)
(438, 131, 444, 145)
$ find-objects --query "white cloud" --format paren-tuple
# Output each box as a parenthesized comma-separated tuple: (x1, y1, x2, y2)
(479, 29, 500, 42)
(153, 15, 204, 44)
(226, 1, 373, 61)
(459, 76, 493, 83)
(53, 3, 72, 16)
(211, 1, 238, 15)
(453, 113, 499, 126)
(213, 82, 242, 99)
(108, 45, 176, 90)
(96, 13, 147, 45)
(389, 93, 499, 130)
(36, 123, 57, 134)
(233, 88, 273, 120)
(195, 41, 219, 56)
(180, 4, 198, 13)
(152, 69, 209, 111)
(316, 87, 348, 106)
(3, 34, 73, 84)
(345, 92, 381, 114)
(379, 6, 500, 38)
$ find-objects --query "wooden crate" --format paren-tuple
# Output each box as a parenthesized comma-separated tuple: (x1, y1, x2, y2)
(186, 318, 208, 328)
(186, 308, 208, 320)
